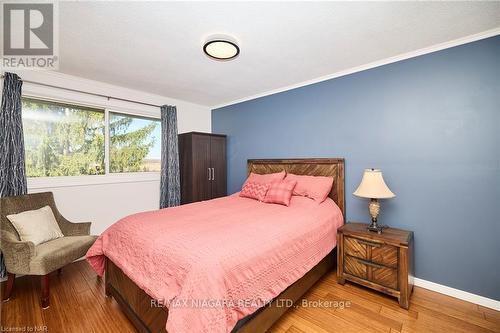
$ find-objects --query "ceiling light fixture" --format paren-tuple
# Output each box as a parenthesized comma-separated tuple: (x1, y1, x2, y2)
(203, 37, 240, 61)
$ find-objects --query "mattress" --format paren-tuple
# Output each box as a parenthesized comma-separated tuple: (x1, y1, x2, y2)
(87, 193, 343, 333)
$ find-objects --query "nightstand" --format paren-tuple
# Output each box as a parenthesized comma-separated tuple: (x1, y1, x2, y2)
(337, 222, 414, 309)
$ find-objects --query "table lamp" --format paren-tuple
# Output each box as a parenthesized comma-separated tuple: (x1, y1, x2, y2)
(353, 169, 395, 233)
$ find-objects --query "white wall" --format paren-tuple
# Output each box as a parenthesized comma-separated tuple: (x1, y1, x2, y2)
(8, 71, 211, 234)
(30, 181, 160, 234)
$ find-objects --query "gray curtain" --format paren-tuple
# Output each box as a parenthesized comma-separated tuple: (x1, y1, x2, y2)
(0, 72, 27, 277)
(159, 105, 180, 208)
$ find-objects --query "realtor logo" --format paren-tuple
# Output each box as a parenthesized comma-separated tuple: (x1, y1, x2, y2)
(2, 2, 59, 69)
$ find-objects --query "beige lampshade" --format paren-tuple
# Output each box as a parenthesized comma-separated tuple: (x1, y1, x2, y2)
(353, 169, 395, 199)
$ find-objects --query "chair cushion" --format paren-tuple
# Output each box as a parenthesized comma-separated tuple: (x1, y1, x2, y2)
(30, 235, 97, 275)
(7, 206, 64, 245)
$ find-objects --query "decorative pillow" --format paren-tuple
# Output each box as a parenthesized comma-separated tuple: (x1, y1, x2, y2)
(285, 174, 334, 203)
(243, 171, 286, 186)
(7, 206, 64, 246)
(263, 179, 298, 206)
(239, 181, 270, 201)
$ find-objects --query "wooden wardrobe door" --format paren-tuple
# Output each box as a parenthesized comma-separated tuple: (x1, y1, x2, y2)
(191, 134, 212, 202)
(210, 135, 227, 199)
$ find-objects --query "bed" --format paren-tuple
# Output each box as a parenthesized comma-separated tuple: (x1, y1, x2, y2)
(87, 158, 345, 333)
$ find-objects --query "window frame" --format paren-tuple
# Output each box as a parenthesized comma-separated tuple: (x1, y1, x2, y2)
(22, 94, 161, 189)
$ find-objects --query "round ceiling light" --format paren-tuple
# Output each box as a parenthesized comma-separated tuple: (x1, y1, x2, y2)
(203, 38, 239, 61)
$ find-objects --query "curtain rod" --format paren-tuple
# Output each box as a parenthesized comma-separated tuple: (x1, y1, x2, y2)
(1, 74, 163, 108)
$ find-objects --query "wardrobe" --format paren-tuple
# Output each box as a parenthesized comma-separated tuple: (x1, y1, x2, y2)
(178, 132, 227, 204)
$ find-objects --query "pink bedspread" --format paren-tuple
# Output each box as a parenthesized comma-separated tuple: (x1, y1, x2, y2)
(86, 194, 343, 333)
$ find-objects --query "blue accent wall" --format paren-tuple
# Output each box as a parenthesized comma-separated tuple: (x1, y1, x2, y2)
(212, 36, 500, 300)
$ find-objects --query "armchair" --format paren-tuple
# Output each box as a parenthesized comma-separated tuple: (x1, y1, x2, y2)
(0, 192, 97, 308)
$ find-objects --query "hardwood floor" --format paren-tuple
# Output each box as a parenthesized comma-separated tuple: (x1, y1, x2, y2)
(1, 260, 499, 333)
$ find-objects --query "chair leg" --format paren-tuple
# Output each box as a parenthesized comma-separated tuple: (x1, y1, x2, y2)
(41, 274, 50, 309)
(3, 273, 15, 302)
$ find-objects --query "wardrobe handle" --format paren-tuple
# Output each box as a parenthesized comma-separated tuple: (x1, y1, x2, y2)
(211, 168, 215, 181)
(208, 168, 211, 180)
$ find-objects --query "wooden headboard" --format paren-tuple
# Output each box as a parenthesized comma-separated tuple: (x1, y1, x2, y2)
(247, 158, 345, 217)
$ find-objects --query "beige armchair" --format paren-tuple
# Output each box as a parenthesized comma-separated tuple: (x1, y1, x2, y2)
(0, 192, 97, 308)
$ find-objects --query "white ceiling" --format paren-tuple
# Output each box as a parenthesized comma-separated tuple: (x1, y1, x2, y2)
(59, 1, 500, 107)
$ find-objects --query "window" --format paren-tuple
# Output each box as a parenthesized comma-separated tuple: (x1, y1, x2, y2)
(22, 98, 105, 177)
(109, 112, 161, 173)
(22, 97, 162, 178)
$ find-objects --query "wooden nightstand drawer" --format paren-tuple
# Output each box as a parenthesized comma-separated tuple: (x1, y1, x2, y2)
(345, 236, 398, 268)
(344, 255, 367, 279)
(345, 255, 398, 290)
(371, 264, 398, 290)
(344, 237, 368, 260)
(371, 243, 398, 268)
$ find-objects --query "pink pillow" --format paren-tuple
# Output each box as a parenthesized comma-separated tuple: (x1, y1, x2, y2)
(285, 174, 334, 203)
(243, 171, 286, 185)
(263, 179, 297, 206)
(240, 181, 270, 201)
